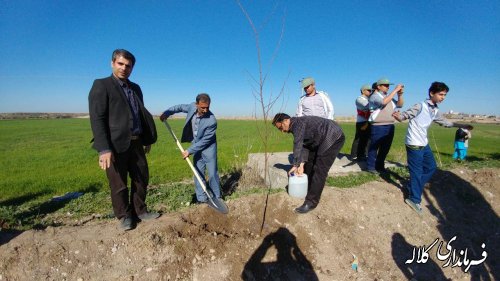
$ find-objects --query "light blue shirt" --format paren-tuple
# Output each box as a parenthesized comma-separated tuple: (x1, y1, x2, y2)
(191, 114, 201, 139)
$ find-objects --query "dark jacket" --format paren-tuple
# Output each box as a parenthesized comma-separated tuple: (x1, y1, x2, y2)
(88, 75, 157, 153)
(454, 128, 468, 142)
(289, 116, 344, 166)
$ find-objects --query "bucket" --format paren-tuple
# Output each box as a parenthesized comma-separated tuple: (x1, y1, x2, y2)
(288, 174, 308, 198)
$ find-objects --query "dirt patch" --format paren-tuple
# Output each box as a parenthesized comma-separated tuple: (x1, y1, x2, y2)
(1, 167, 498, 280)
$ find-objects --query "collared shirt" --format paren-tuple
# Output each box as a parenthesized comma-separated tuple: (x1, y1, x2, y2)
(115, 77, 142, 136)
(288, 116, 344, 166)
(301, 94, 328, 118)
(355, 95, 370, 122)
(368, 90, 399, 125)
(399, 99, 453, 127)
(400, 99, 455, 146)
(191, 113, 202, 139)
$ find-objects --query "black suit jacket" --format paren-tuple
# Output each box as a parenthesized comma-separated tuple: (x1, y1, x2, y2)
(88, 75, 157, 153)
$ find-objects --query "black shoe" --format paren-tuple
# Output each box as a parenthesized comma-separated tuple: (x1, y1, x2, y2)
(138, 212, 160, 221)
(294, 202, 316, 214)
(120, 216, 135, 231)
(376, 167, 388, 174)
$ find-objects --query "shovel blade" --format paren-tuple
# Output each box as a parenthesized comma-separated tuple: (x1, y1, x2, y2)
(207, 197, 229, 214)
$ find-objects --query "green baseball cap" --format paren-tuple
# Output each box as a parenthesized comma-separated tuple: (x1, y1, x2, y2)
(360, 84, 372, 91)
(301, 77, 315, 88)
(376, 78, 394, 85)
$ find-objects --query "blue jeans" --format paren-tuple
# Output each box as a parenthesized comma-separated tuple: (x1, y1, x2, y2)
(193, 143, 221, 202)
(406, 144, 436, 204)
(367, 124, 395, 171)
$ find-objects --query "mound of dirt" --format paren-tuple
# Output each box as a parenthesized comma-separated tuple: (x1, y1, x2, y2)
(1, 167, 498, 280)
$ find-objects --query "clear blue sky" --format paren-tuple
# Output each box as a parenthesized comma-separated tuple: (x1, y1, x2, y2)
(1, 0, 499, 117)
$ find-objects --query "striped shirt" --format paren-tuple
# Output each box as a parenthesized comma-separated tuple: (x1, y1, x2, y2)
(289, 116, 344, 166)
(296, 91, 335, 120)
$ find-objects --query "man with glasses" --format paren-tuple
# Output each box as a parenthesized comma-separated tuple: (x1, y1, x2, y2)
(272, 113, 345, 214)
(367, 78, 404, 174)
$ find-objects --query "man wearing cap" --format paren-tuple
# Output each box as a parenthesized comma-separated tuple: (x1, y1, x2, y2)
(367, 78, 404, 174)
(350, 84, 373, 161)
(296, 77, 335, 120)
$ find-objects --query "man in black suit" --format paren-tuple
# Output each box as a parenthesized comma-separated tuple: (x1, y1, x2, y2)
(89, 49, 159, 231)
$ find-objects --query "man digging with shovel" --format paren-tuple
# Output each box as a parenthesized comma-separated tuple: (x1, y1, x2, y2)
(160, 94, 227, 213)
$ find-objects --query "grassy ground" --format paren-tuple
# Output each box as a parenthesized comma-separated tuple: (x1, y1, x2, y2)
(1, 119, 498, 230)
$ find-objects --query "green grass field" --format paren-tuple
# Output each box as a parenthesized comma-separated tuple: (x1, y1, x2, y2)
(1, 119, 498, 229)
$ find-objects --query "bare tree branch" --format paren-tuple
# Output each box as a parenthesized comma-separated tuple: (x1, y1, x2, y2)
(237, 0, 287, 235)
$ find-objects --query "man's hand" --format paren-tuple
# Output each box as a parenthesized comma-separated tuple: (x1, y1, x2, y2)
(144, 145, 151, 154)
(99, 152, 113, 170)
(288, 163, 305, 176)
(360, 122, 369, 131)
(159, 113, 168, 122)
(182, 150, 190, 159)
(394, 84, 404, 93)
(392, 111, 402, 122)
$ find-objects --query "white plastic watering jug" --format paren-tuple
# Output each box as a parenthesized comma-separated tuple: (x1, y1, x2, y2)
(288, 174, 308, 198)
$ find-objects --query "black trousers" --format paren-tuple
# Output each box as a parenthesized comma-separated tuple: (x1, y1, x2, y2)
(106, 139, 149, 219)
(350, 121, 370, 159)
(304, 133, 345, 206)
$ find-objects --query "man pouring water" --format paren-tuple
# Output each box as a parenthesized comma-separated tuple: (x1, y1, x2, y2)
(272, 113, 345, 214)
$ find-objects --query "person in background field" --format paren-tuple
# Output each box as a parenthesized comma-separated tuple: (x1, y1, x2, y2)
(350, 84, 372, 161)
(88, 49, 159, 231)
(463, 127, 472, 156)
(272, 113, 345, 214)
(296, 77, 335, 120)
(393, 81, 473, 215)
(453, 127, 472, 161)
(160, 94, 223, 206)
(366, 78, 404, 174)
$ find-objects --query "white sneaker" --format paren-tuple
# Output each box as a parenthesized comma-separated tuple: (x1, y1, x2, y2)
(405, 199, 423, 216)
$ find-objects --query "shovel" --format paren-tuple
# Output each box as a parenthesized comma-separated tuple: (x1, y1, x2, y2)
(163, 120, 229, 214)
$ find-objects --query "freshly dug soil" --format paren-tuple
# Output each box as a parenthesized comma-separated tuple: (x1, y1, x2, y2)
(1, 168, 498, 280)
